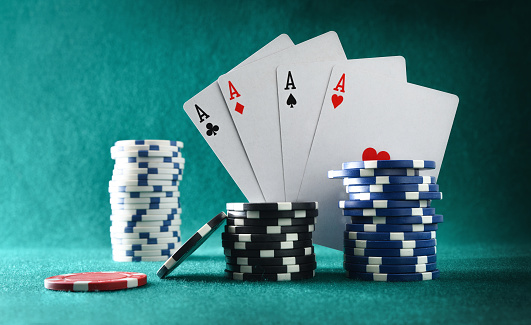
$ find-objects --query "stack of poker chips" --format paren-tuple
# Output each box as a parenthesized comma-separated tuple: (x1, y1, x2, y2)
(223, 202, 318, 281)
(108, 140, 184, 262)
(328, 160, 443, 282)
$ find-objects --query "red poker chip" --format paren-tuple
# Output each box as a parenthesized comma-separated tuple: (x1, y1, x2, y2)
(44, 272, 147, 292)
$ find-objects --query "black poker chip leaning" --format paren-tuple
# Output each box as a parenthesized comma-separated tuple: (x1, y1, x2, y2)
(224, 246, 314, 258)
(157, 212, 227, 279)
(225, 254, 316, 266)
(226, 217, 316, 227)
(227, 209, 319, 219)
(225, 224, 314, 234)
(226, 202, 318, 211)
(221, 232, 313, 243)
(225, 262, 317, 274)
(222, 239, 314, 250)
(225, 269, 315, 281)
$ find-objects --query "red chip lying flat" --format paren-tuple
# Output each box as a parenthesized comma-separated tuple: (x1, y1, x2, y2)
(44, 272, 147, 292)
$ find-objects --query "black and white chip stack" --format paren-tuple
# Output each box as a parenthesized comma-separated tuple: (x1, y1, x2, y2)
(328, 159, 443, 282)
(223, 202, 318, 281)
(107, 140, 184, 262)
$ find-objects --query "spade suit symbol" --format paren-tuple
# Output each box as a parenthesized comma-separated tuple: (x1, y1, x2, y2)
(287, 94, 297, 108)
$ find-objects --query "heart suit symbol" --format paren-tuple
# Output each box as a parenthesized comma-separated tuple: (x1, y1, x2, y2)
(362, 147, 390, 161)
(331, 94, 343, 109)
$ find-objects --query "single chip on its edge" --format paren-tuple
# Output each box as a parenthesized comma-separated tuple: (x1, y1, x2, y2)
(157, 212, 227, 279)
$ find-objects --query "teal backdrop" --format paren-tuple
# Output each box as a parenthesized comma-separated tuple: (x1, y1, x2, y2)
(1, 1, 530, 324)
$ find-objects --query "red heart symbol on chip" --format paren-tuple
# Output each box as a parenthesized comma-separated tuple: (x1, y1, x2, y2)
(331, 94, 343, 109)
(362, 147, 390, 161)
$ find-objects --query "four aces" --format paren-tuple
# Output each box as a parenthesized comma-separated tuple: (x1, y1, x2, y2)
(183, 32, 458, 251)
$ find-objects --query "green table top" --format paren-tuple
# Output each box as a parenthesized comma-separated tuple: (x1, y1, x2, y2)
(2, 242, 530, 324)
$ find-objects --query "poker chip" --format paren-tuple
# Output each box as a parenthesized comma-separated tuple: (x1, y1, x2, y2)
(113, 170, 183, 179)
(111, 208, 180, 216)
(328, 168, 419, 178)
(346, 223, 438, 232)
(329, 159, 443, 281)
(226, 217, 316, 226)
(221, 232, 313, 242)
(348, 215, 444, 224)
(225, 224, 314, 234)
(344, 254, 437, 265)
(114, 162, 185, 169)
(111, 144, 182, 153)
(111, 219, 181, 228)
(344, 231, 436, 241)
(344, 262, 437, 274)
(346, 184, 439, 193)
(109, 225, 180, 233)
(110, 231, 180, 239)
(341, 160, 436, 170)
(226, 262, 317, 274)
(222, 239, 313, 250)
(44, 272, 147, 291)
(110, 196, 180, 204)
(346, 269, 440, 281)
(344, 246, 437, 257)
(343, 238, 437, 249)
(111, 243, 179, 251)
(111, 150, 183, 159)
(222, 203, 317, 281)
(342, 207, 436, 217)
(343, 176, 436, 186)
(111, 173, 183, 181)
(109, 179, 179, 187)
(113, 255, 170, 262)
(339, 200, 431, 209)
(109, 191, 180, 199)
(226, 202, 318, 211)
(112, 248, 178, 257)
(227, 209, 319, 219)
(225, 254, 317, 266)
(157, 212, 228, 279)
(225, 270, 315, 281)
(114, 156, 185, 164)
(110, 236, 181, 245)
(348, 191, 442, 201)
(114, 140, 184, 147)
(110, 213, 180, 222)
(111, 203, 180, 211)
(223, 246, 314, 258)
(108, 185, 179, 193)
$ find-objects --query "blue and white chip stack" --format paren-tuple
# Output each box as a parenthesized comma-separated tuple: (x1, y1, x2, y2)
(108, 140, 184, 262)
(328, 160, 443, 282)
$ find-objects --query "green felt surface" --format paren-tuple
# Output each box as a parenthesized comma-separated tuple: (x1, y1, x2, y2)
(1, 0, 531, 324)
(2, 243, 531, 325)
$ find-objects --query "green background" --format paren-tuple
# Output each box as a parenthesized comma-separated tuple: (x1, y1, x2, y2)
(1, 1, 530, 324)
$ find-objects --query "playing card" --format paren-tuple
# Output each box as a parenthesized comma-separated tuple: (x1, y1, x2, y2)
(183, 34, 294, 202)
(277, 57, 408, 201)
(298, 63, 459, 250)
(218, 31, 347, 202)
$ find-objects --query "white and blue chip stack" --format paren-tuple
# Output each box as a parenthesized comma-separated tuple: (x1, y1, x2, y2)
(328, 159, 443, 282)
(223, 202, 318, 281)
(108, 140, 184, 262)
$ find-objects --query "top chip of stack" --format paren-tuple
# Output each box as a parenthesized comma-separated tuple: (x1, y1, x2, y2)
(108, 140, 184, 262)
(224, 202, 318, 281)
(329, 160, 443, 282)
